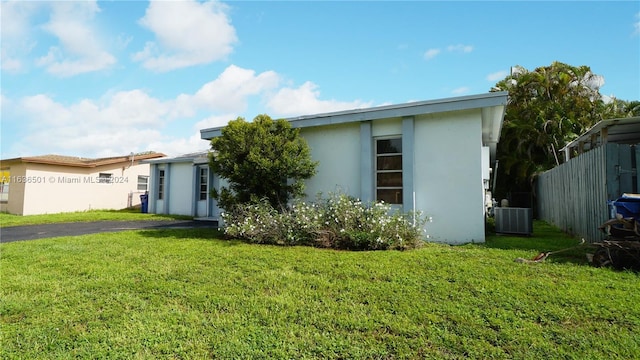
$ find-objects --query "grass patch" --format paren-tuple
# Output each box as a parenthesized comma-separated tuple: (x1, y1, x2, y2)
(484, 221, 591, 264)
(1, 224, 638, 358)
(0, 209, 192, 227)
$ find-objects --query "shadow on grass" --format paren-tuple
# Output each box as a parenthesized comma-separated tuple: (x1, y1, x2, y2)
(484, 220, 592, 265)
(137, 227, 244, 246)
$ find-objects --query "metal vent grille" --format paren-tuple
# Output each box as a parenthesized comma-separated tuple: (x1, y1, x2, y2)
(495, 208, 533, 235)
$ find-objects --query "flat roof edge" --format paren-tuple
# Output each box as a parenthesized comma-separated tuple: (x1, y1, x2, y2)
(200, 91, 508, 140)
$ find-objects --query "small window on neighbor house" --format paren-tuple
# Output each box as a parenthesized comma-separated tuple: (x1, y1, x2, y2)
(158, 170, 165, 200)
(376, 138, 403, 204)
(98, 173, 112, 184)
(137, 175, 149, 191)
(0, 169, 9, 202)
(0, 183, 8, 202)
(199, 168, 208, 200)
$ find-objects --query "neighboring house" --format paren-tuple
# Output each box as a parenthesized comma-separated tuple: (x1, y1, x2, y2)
(537, 116, 640, 243)
(141, 151, 218, 219)
(561, 116, 640, 162)
(0, 152, 165, 215)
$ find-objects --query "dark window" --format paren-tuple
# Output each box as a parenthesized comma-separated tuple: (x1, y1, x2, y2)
(98, 173, 112, 184)
(158, 170, 165, 200)
(199, 168, 208, 200)
(376, 138, 402, 204)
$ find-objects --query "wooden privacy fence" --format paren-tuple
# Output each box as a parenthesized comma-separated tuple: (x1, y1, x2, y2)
(536, 143, 639, 243)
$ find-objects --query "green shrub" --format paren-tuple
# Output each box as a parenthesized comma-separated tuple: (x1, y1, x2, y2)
(222, 193, 426, 250)
(485, 215, 496, 234)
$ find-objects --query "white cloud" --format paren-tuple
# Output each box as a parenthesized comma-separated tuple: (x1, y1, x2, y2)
(8, 91, 172, 157)
(193, 65, 280, 113)
(486, 70, 508, 82)
(1, 54, 23, 73)
(20, 94, 73, 126)
(147, 114, 238, 157)
(0, 93, 11, 126)
(423, 44, 473, 61)
(4, 65, 275, 157)
(3, 64, 372, 158)
(451, 87, 470, 95)
(266, 81, 373, 117)
(146, 132, 211, 158)
(194, 114, 239, 131)
(423, 48, 441, 60)
(115, 34, 133, 51)
(581, 72, 605, 91)
(36, 1, 116, 77)
(634, 12, 640, 36)
(0, 1, 40, 73)
(447, 44, 473, 53)
(133, 0, 237, 71)
(103, 90, 170, 126)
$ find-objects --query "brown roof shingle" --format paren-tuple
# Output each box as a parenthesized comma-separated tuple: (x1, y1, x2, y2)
(1, 152, 166, 168)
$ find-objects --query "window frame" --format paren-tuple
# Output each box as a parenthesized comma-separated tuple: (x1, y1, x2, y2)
(375, 137, 403, 205)
(0, 168, 9, 203)
(158, 169, 165, 200)
(137, 175, 149, 191)
(199, 168, 208, 201)
(98, 172, 112, 184)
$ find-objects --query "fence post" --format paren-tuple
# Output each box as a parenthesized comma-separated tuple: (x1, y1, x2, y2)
(606, 143, 620, 201)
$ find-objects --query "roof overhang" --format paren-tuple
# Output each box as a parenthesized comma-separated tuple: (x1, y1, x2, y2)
(141, 150, 211, 165)
(200, 92, 509, 157)
(481, 103, 507, 162)
(0, 152, 166, 168)
(561, 116, 640, 160)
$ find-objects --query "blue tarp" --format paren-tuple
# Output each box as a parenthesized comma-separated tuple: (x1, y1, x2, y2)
(612, 194, 640, 219)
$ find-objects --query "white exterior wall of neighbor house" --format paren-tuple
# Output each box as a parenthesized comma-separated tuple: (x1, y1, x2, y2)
(2, 163, 27, 214)
(414, 110, 485, 244)
(16, 163, 152, 215)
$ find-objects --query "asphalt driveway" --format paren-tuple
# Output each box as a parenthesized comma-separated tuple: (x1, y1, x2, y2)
(0, 220, 218, 243)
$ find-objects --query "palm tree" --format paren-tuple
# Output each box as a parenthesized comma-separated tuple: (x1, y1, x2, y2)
(491, 62, 605, 196)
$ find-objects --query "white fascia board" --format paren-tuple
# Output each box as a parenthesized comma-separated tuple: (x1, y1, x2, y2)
(200, 92, 509, 140)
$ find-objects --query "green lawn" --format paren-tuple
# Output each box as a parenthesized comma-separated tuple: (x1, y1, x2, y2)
(1, 223, 638, 359)
(0, 209, 192, 227)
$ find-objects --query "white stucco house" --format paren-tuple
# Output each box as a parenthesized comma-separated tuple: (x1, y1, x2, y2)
(141, 151, 218, 219)
(145, 92, 508, 244)
(0, 152, 165, 215)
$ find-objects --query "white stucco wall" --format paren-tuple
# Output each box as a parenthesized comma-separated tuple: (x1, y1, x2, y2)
(413, 110, 485, 244)
(300, 123, 361, 200)
(3, 164, 27, 215)
(372, 118, 402, 137)
(297, 112, 486, 244)
(167, 162, 195, 216)
(15, 162, 152, 215)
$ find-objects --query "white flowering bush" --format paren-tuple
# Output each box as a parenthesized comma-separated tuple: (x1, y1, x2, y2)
(221, 200, 289, 244)
(222, 193, 427, 250)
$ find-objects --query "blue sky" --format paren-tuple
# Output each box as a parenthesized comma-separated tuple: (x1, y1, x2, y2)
(1, 0, 639, 159)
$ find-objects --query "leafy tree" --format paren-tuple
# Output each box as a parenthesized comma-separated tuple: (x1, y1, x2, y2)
(209, 114, 318, 211)
(601, 98, 640, 118)
(491, 62, 609, 197)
